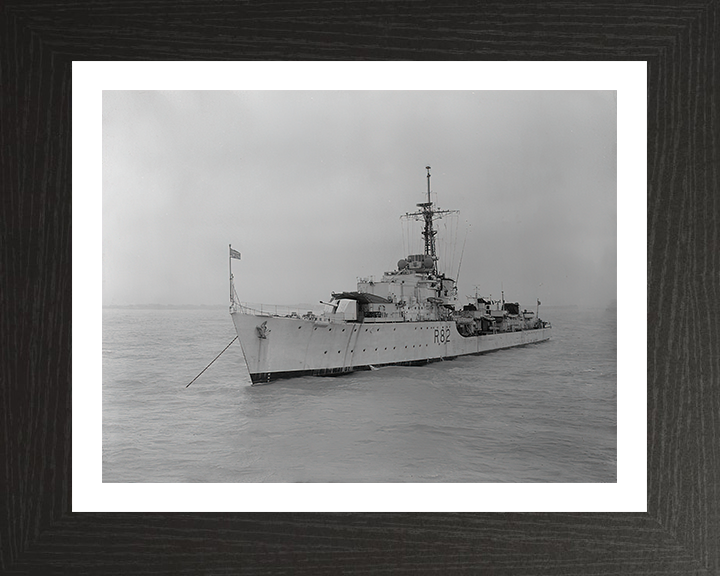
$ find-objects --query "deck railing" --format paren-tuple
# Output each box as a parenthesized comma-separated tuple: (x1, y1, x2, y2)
(236, 302, 326, 319)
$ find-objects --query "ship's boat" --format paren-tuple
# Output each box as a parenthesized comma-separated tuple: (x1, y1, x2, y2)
(229, 167, 551, 384)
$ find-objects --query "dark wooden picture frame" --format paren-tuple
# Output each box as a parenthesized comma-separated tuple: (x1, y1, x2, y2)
(2, 3, 718, 574)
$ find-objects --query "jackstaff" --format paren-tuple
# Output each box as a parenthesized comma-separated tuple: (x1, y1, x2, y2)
(229, 244, 241, 306)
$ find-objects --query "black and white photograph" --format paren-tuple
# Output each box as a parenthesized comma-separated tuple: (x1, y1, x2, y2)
(102, 89, 617, 484)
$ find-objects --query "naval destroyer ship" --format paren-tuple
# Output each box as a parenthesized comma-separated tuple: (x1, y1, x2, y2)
(230, 167, 551, 384)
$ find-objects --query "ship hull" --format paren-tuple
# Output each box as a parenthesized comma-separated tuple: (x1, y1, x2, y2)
(231, 311, 551, 384)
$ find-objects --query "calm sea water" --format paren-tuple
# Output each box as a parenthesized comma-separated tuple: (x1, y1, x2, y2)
(102, 306, 616, 483)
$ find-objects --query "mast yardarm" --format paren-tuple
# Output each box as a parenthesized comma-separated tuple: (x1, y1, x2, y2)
(402, 166, 458, 275)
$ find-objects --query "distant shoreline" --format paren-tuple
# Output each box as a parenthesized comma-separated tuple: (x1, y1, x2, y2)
(103, 303, 596, 311)
(103, 304, 228, 310)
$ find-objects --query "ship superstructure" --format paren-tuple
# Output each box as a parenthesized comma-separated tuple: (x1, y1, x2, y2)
(230, 167, 551, 384)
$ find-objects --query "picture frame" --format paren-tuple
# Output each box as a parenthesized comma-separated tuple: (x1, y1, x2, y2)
(3, 2, 717, 573)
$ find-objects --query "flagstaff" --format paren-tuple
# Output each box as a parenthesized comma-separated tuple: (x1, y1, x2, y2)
(229, 244, 241, 307)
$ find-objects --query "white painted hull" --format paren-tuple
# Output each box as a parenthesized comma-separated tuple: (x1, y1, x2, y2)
(231, 311, 551, 384)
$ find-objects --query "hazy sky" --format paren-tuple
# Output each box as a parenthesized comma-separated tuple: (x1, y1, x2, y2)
(103, 90, 616, 308)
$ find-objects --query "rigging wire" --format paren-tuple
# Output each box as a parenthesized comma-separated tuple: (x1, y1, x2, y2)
(453, 213, 460, 279)
(447, 215, 454, 277)
(456, 223, 469, 286)
(441, 219, 448, 275)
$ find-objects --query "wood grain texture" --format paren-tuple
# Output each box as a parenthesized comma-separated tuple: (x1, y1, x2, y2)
(1, 1, 718, 574)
